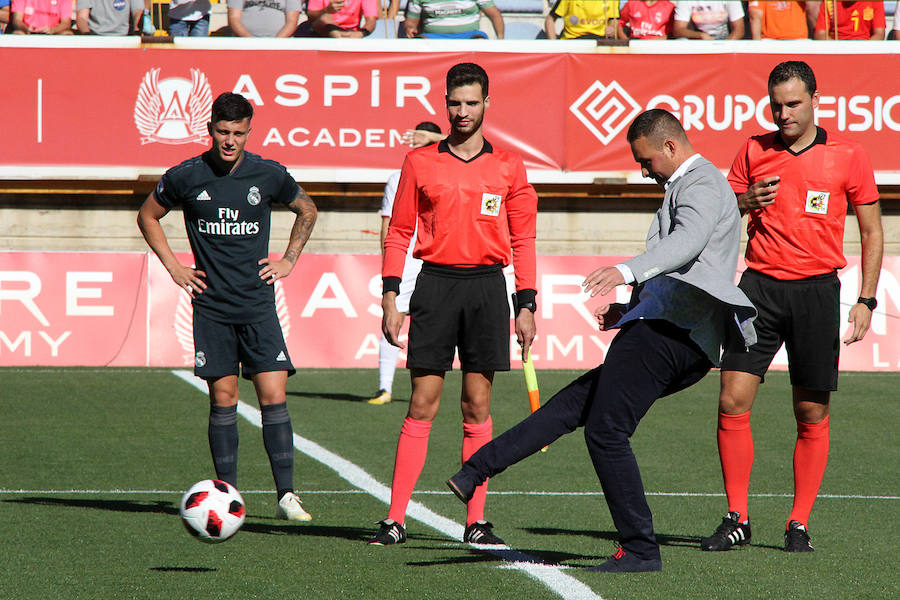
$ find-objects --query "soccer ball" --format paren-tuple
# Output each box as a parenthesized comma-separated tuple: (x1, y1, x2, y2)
(179, 479, 245, 544)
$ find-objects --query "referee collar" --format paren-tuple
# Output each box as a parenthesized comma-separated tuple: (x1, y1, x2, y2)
(775, 126, 827, 156)
(438, 138, 494, 163)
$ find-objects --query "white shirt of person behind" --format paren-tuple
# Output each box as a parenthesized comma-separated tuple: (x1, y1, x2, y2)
(674, 0, 744, 40)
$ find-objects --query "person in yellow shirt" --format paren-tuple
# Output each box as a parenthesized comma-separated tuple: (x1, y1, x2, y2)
(545, 0, 619, 39)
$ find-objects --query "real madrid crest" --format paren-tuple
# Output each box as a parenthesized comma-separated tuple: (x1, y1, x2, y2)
(247, 186, 261, 206)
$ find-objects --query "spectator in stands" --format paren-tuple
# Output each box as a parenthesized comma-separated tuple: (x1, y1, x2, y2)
(617, 0, 675, 39)
(402, 0, 503, 39)
(805, 1, 821, 35)
(167, 0, 210, 36)
(748, 0, 809, 39)
(0, 0, 11, 32)
(141, 0, 155, 34)
(9, 0, 73, 33)
(545, 0, 617, 39)
(227, 0, 300, 36)
(814, 0, 885, 39)
(307, 0, 376, 37)
(672, 0, 744, 39)
(76, 0, 143, 34)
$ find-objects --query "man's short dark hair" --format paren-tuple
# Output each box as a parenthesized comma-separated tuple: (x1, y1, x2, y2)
(415, 121, 442, 134)
(211, 92, 254, 123)
(415, 121, 442, 147)
(768, 61, 817, 96)
(446, 63, 489, 97)
(626, 109, 687, 146)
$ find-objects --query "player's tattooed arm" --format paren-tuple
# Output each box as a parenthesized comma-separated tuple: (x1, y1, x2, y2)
(259, 187, 318, 284)
(284, 187, 318, 263)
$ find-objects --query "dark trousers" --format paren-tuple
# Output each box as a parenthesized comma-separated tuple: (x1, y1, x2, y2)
(460, 319, 711, 559)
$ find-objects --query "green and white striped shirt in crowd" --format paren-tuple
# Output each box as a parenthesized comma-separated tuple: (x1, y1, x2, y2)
(405, 0, 495, 33)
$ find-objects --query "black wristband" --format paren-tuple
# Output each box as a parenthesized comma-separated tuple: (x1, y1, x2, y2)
(383, 276, 401, 295)
(514, 289, 537, 316)
(857, 296, 877, 311)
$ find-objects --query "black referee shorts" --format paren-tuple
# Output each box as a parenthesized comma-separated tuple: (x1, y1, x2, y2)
(193, 310, 296, 380)
(407, 263, 510, 373)
(720, 269, 839, 391)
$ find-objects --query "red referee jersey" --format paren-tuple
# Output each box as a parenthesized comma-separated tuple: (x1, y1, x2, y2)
(728, 128, 878, 281)
(383, 139, 538, 292)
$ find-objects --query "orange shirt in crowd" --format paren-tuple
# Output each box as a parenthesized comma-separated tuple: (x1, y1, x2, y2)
(748, 0, 808, 39)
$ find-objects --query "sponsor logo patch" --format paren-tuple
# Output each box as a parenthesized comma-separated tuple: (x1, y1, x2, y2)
(481, 193, 502, 217)
(805, 190, 829, 215)
(197, 190, 211, 201)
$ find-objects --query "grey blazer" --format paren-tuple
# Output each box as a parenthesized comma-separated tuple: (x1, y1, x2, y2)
(623, 156, 757, 347)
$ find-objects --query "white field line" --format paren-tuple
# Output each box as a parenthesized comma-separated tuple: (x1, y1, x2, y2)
(2, 489, 897, 501)
(171, 370, 603, 600)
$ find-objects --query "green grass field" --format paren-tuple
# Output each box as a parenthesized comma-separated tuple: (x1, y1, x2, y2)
(1, 367, 897, 600)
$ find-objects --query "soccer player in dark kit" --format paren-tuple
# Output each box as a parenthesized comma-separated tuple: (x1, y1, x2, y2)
(137, 92, 318, 521)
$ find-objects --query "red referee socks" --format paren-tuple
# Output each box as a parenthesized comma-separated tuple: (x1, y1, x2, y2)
(462, 417, 493, 526)
(387, 416, 432, 524)
(717, 410, 753, 522)
(789, 415, 830, 528)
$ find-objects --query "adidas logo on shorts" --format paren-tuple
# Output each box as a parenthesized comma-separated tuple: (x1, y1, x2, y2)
(276, 351, 287, 361)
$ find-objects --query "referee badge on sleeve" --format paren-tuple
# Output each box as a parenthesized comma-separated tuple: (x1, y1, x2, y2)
(805, 190, 829, 215)
(481, 193, 502, 217)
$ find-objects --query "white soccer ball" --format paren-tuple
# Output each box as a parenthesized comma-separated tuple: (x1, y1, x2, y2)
(179, 479, 245, 544)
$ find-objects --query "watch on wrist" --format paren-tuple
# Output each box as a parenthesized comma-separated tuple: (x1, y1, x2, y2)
(516, 301, 537, 316)
(857, 296, 877, 311)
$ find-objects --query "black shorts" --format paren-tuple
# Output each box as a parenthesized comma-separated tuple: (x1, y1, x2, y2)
(193, 310, 295, 380)
(407, 263, 510, 373)
(720, 269, 839, 391)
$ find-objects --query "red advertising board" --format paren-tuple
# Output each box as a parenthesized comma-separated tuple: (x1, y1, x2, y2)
(0, 252, 148, 366)
(2, 251, 899, 372)
(3, 43, 898, 181)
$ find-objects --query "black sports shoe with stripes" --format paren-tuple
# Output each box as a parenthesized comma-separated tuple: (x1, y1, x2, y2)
(700, 512, 751, 551)
(784, 520, 814, 552)
(368, 519, 407, 545)
(463, 520, 504, 545)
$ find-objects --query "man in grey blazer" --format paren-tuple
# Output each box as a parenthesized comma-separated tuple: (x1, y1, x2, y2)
(445, 109, 756, 573)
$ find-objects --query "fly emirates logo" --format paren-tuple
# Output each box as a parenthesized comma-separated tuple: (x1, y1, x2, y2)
(198, 208, 260, 236)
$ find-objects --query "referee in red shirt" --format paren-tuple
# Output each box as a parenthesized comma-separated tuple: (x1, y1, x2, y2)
(368, 62, 538, 546)
(701, 61, 884, 553)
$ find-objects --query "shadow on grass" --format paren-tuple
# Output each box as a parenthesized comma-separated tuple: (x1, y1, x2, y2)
(5, 496, 179, 515)
(286, 390, 373, 403)
(150, 566, 217, 573)
(4, 497, 388, 543)
(407, 545, 595, 568)
(286, 390, 411, 404)
(523, 525, 784, 552)
(242, 521, 452, 545)
(523, 525, 702, 548)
